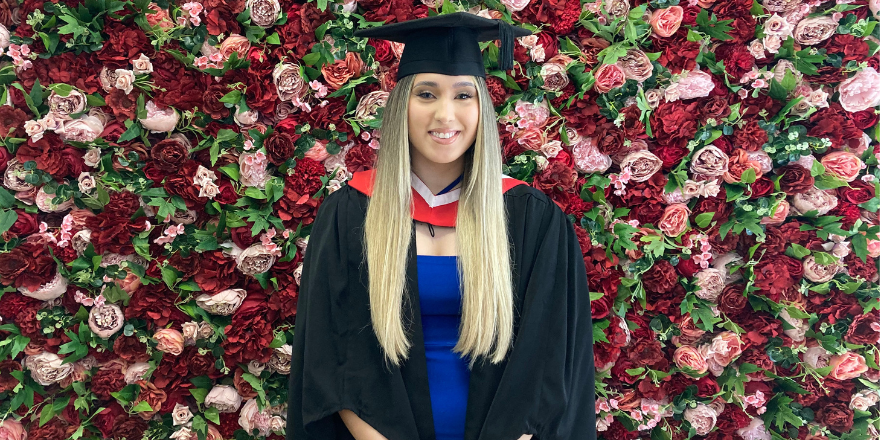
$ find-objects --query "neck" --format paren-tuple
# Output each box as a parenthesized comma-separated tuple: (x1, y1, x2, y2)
(411, 158, 465, 195)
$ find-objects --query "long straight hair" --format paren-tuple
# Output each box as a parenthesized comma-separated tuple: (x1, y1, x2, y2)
(362, 74, 515, 368)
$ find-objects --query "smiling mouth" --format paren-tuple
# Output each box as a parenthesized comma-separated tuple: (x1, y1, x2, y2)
(429, 131, 459, 139)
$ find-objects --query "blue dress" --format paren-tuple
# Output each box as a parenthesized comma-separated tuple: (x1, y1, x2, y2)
(417, 254, 470, 440)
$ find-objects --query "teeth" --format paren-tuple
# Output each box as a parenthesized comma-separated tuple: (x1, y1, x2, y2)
(431, 131, 456, 139)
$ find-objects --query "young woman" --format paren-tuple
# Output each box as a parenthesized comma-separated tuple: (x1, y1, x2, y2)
(287, 13, 596, 440)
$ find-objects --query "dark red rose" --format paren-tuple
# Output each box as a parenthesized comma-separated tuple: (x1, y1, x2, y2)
(265, 131, 298, 166)
(85, 214, 149, 255)
(650, 101, 700, 148)
(808, 103, 863, 151)
(344, 143, 378, 173)
(628, 338, 666, 367)
(164, 161, 211, 207)
(6, 210, 38, 238)
(305, 98, 349, 133)
(533, 161, 577, 193)
(845, 312, 880, 345)
(594, 123, 626, 156)
(675, 256, 702, 278)
(96, 21, 150, 68)
(726, 15, 757, 45)
(0, 105, 29, 138)
(550, 0, 581, 34)
(369, 38, 394, 63)
(817, 402, 854, 433)
(1, 243, 56, 292)
(652, 144, 689, 170)
(844, 253, 877, 282)
(632, 199, 665, 226)
(715, 44, 755, 80)
(695, 376, 720, 397)
(716, 404, 750, 431)
(747, 176, 774, 199)
(691, 192, 732, 224)
(838, 179, 875, 205)
(559, 91, 602, 137)
(642, 259, 678, 294)
(27, 417, 72, 440)
(149, 137, 190, 173)
(275, 7, 317, 60)
(775, 164, 814, 195)
(193, 251, 240, 294)
(485, 75, 510, 107)
(105, 191, 142, 219)
(276, 188, 321, 228)
(215, 180, 239, 205)
(822, 34, 869, 63)
(105, 88, 139, 120)
(535, 31, 559, 60)
(754, 254, 802, 300)
(650, 28, 700, 74)
(708, 225, 740, 254)
(234, 367, 259, 399)
(202, 82, 231, 120)
(287, 158, 326, 195)
(91, 367, 126, 400)
(590, 294, 612, 320)
(204, 4, 240, 36)
(126, 284, 190, 327)
(0, 360, 21, 393)
(223, 295, 275, 364)
(829, 201, 861, 228)
(113, 335, 151, 363)
(851, 109, 879, 129)
(733, 119, 768, 152)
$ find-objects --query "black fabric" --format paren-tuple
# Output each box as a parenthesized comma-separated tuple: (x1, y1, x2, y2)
(286, 183, 596, 440)
(352, 12, 532, 79)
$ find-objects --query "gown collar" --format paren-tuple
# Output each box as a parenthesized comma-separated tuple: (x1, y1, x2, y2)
(347, 169, 528, 227)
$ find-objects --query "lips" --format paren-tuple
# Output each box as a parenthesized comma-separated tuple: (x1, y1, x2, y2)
(429, 130, 460, 145)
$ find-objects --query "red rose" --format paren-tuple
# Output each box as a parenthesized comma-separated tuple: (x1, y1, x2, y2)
(204, 4, 240, 36)
(85, 214, 148, 255)
(306, 98, 349, 133)
(193, 251, 240, 294)
(96, 21, 150, 68)
(549, 0, 580, 34)
(533, 161, 577, 193)
(0, 105, 29, 138)
(590, 294, 612, 320)
(845, 312, 880, 345)
(650, 101, 700, 148)
(264, 131, 298, 166)
(650, 28, 700, 74)
(851, 108, 879, 129)
(345, 143, 378, 173)
(776, 164, 815, 195)
(652, 144, 689, 170)
(535, 31, 559, 60)
(125, 284, 190, 327)
(26, 417, 72, 440)
(223, 296, 275, 364)
(234, 368, 259, 399)
(691, 192, 732, 224)
(822, 34, 869, 63)
(164, 160, 211, 207)
(675, 257, 702, 278)
(829, 201, 861, 228)
(275, 8, 317, 60)
(105, 190, 142, 219)
(732, 119, 768, 151)
(838, 179, 875, 204)
(91, 367, 126, 400)
(817, 402, 854, 434)
(808, 104, 863, 151)
(642, 259, 678, 294)
(754, 254, 802, 300)
(0, 360, 21, 393)
(485, 75, 510, 107)
(369, 38, 394, 64)
(593, 123, 626, 156)
(844, 253, 877, 282)
(287, 158, 326, 195)
(715, 43, 755, 80)
(276, 188, 321, 228)
(747, 176, 774, 199)
(628, 338, 666, 367)
(6, 210, 37, 238)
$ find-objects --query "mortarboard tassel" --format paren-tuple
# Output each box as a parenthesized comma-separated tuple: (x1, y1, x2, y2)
(497, 20, 515, 71)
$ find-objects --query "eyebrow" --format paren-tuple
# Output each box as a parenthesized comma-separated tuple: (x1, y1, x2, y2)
(414, 81, 476, 88)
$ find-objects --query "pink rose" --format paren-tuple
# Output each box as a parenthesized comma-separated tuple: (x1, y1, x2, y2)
(673, 345, 709, 378)
(154, 328, 185, 356)
(684, 403, 718, 436)
(821, 151, 864, 182)
(572, 138, 612, 173)
(593, 63, 626, 94)
(501, 0, 530, 11)
(867, 238, 880, 258)
(829, 352, 869, 380)
(675, 70, 716, 100)
(658, 203, 690, 237)
(838, 67, 880, 113)
(304, 141, 331, 162)
(760, 200, 790, 224)
(514, 126, 546, 151)
(617, 49, 654, 82)
(0, 418, 25, 440)
(239, 151, 271, 189)
(88, 304, 125, 339)
(650, 6, 684, 38)
(701, 331, 743, 375)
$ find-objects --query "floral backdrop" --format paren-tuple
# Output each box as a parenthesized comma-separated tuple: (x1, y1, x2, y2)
(0, 0, 878, 437)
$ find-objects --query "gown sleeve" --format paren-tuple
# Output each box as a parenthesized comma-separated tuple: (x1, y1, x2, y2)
(286, 187, 356, 440)
(530, 202, 597, 439)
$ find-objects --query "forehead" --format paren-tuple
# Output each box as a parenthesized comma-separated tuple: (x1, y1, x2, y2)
(411, 73, 476, 88)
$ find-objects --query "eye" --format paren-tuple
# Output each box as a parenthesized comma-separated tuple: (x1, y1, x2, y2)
(416, 91, 434, 99)
(457, 93, 474, 99)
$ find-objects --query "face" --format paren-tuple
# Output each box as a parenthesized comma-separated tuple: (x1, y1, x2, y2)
(407, 73, 480, 171)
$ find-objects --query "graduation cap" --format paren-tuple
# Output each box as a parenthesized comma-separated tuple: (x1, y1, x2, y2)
(353, 12, 532, 80)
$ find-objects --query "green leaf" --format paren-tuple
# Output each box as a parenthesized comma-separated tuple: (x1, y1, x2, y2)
(131, 401, 153, 412)
(190, 388, 208, 405)
(204, 406, 221, 424)
(266, 32, 280, 45)
(302, 52, 322, 66)
(0, 209, 18, 235)
(788, 243, 811, 259)
(695, 212, 715, 228)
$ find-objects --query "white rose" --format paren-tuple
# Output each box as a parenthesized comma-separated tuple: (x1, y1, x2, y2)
(684, 403, 718, 436)
(139, 100, 179, 132)
(24, 352, 74, 386)
(124, 362, 151, 384)
(58, 115, 104, 143)
(172, 403, 194, 426)
(204, 385, 243, 413)
(114, 69, 136, 95)
(132, 53, 154, 75)
(196, 289, 248, 315)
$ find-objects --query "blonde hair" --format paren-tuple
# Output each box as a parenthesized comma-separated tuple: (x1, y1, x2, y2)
(362, 74, 515, 368)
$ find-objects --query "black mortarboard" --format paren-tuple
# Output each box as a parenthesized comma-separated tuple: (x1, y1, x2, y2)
(353, 12, 532, 80)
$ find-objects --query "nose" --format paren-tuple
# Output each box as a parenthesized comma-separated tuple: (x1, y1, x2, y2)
(434, 95, 455, 124)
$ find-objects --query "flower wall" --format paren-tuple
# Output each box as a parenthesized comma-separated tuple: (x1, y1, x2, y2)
(0, 0, 879, 438)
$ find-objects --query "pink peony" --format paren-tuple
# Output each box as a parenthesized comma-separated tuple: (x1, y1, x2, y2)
(838, 67, 880, 113)
(593, 63, 627, 93)
(650, 6, 684, 38)
(154, 328, 185, 356)
(829, 352, 869, 380)
(675, 70, 716, 100)
(0, 418, 25, 440)
(821, 151, 864, 182)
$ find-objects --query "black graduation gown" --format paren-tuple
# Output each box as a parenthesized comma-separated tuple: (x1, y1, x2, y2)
(286, 178, 596, 440)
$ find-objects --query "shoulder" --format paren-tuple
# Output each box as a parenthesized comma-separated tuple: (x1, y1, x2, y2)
(503, 183, 557, 213)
